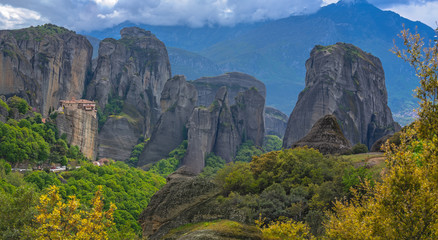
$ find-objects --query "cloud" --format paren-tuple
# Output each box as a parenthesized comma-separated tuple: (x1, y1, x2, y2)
(0, 0, 324, 31)
(0, 0, 437, 31)
(382, 0, 438, 28)
(0, 4, 48, 29)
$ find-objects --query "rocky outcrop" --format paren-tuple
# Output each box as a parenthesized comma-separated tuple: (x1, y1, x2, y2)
(139, 169, 246, 239)
(86, 27, 171, 161)
(264, 107, 288, 138)
(231, 88, 265, 146)
(55, 105, 98, 160)
(292, 115, 351, 155)
(283, 43, 400, 149)
(0, 24, 92, 117)
(192, 72, 266, 107)
(182, 88, 229, 174)
(183, 87, 265, 174)
(98, 104, 144, 161)
(138, 75, 197, 167)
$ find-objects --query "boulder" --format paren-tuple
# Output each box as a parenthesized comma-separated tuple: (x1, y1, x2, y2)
(292, 115, 351, 155)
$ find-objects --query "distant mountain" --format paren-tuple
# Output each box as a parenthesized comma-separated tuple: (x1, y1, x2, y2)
(83, 0, 435, 124)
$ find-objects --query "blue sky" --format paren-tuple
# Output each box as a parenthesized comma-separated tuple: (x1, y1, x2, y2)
(0, 0, 437, 31)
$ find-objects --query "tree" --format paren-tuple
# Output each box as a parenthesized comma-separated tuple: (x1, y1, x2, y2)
(32, 185, 116, 240)
(325, 27, 438, 239)
(256, 216, 315, 240)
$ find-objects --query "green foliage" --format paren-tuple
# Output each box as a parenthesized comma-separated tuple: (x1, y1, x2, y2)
(149, 140, 187, 177)
(263, 135, 282, 152)
(0, 185, 39, 240)
(234, 141, 263, 162)
(127, 141, 146, 167)
(351, 143, 368, 154)
(0, 98, 9, 112)
(0, 121, 50, 164)
(97, 95, 124, 130)
(215, 147, 354, 235)
(8, 96, 30, 114)
(201, 153, 226, 177)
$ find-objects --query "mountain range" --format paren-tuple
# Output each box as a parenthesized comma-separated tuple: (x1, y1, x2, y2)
(83, 0, 436, 125)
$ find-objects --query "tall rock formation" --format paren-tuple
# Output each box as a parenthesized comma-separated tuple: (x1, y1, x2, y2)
(138, 75, 197, 167)
(86, 27, 171, 161)
(0, 24, 92, 116)
(231, 88, 265, 146)
(264, 107, 288, 138)
(192, 72, 266, 107)
(55, 100, 98, 160)
(183, 87, 265, 174)
(283, 43, 400, 149)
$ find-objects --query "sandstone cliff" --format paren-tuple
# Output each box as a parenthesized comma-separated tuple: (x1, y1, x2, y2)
(55, 104, 98, 160)
(138, 75, 197, 167)
(264, 107, 288, 138)
(292, 115, 351, 155)
(192, 72, 266, 107)
(86, 27, 171, 161)
(283, 43, 400, 149)
(0, 24, 92, 117)
(182, 87, 265, 174)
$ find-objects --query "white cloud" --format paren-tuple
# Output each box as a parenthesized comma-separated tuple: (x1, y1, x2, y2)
(384, 1, 438, 28)
(0, 0, 437, 31)
(0, 4, 48, 29)
(93, 0, 119, 8)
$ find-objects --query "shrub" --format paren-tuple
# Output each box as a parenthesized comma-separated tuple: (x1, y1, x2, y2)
(352, 143, 368, 154)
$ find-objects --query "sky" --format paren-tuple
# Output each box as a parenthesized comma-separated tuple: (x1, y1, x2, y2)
(0, 0, 436, 32)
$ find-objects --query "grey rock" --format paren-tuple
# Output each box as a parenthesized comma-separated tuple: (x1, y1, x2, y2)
(139, 172, 246, 240)
(264, 106, 288, 138)
(98, 108, 143, 161)
(232, 88, 265, 146)
(87, 27, 171, 161)
(138, 75, 197, 167)
(192, 72, 266, 107)
(292, 114, 351, 155)
(182, 88, 225, 174)
(283, 43, 400, 149)
(0, 24, 92, 117)
(370, 134, 393, 152)
(183, 87, 265, 174)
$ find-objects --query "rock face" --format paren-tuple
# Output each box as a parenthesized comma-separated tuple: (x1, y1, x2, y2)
(231, 88, 265, 146)
(139, 169, 246, 240)
(283, 43, 400, 149)
(264, 107, 288, 138)
(292, 115, 351, 155)
(0, 24, 92, 117)
(138, 75, 197, 167)
(86, 27, 171, 161)
(55, 104, 98, 160)
(182, 88, 230, 173)
(98, 114, 142, 161)
(192, 72, 266, 107)
(183, 87, 265, 174)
